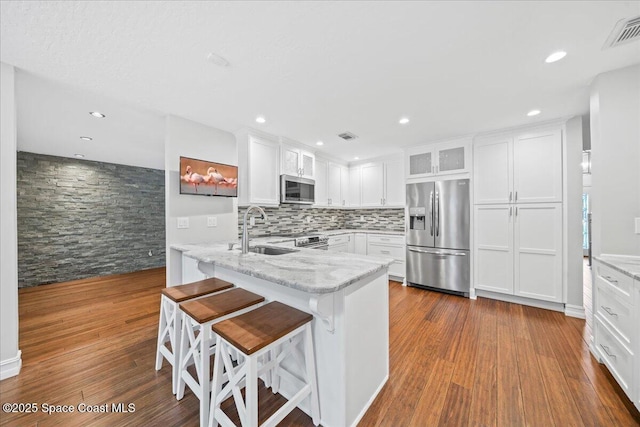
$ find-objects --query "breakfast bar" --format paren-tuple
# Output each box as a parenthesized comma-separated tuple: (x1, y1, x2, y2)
(171, 241, 393, 427)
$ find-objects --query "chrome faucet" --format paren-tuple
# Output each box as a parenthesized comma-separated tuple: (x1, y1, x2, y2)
(241, 205, 267, 254)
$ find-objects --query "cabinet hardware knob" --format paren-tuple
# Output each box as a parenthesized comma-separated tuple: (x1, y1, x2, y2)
(601, 306, 618, 317)
(603, 275, 618, 284)
(515, 191, 518, 201)
(509, 191, 512, 201)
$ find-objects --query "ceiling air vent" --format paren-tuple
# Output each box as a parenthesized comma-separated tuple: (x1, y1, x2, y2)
(604, 15, 640, 48)
(338, 132, 358, 141)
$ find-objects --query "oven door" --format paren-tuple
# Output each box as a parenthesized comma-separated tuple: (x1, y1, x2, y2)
(281, 175, 315, 204)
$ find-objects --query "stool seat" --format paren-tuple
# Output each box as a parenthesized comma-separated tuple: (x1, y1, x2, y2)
(162, 277, 234, 302)
(180, 288, 266, 324)
(212, 301, 313, 355)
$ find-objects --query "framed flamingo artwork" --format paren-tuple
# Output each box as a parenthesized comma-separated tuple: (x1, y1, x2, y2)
(179, 156, 238, 197)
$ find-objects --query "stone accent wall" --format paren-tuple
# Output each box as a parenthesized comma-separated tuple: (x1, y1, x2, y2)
(17, 152, 165, 287)
(238, 204, 404, 237)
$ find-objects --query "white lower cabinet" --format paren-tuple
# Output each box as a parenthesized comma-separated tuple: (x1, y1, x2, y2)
(354, 233, 367, 255)
(592, 259, 639, 409)
(328, 233, 351, 252)
(367, 234, 405, 280)
(474, 203, 562, 302)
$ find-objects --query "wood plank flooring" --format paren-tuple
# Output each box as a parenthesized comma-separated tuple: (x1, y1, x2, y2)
(1, 268, 638, 426)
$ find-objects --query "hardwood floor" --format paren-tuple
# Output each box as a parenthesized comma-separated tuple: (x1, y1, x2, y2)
(1, 269, 638, 426)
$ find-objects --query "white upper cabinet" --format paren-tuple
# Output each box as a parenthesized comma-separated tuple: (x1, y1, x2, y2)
(474, 129, 563, 204)
(360, 156, 405, 207)
(237, 131, 280, 206)
(340, 165, 350, 207)
(348, 166, 362, 207)
(406, 138, 471, 179)
(360, 162, 385, 207)
(513, 129, 563, 203)
(314, 158, 328, 207)
(327, 162, 342, 207)
(281, 143, 315, 179)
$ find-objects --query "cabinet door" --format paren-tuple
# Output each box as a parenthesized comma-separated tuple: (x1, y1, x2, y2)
(474, 205, 514, 294)
(360, 162, 385, 207)
(340, 166, 349, 207)
(347, 233, 355, 253)
(300, 150, 315, 178)
(513, 129, 562, 203)
(436, 143, 469, 175)
(328, 163, 342, 206)
(354, 233, 367, 255)
(348, 166, 361, 207)
(407, 150, 435, 178)
(282, 145, 300, 176)
(474, 136, 512, 204)
(249, 136, 280, 205)
(514, 203, 562, 302)
(384, 158, 405, 207)
(314, 158, 328, 207)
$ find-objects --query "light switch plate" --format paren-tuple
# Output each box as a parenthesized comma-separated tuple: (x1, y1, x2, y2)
(250, 216, 255, 226)
(177, 217, 189, 229)
(635, 218, 640, 234)
(207, 216, 217, 227)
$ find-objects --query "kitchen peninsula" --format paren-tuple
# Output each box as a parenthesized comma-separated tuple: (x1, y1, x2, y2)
(171, 240, 394, 427)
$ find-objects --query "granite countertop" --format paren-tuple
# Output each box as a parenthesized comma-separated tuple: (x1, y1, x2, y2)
(172, 241, 395, 294)
(594, 255, 640, 281)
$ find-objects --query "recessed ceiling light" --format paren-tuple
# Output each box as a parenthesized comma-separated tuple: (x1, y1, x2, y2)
(399, 117, 410, 125)
(89, 111, 105, 118)
(527, 109, 541, 117)
(545, 51, 567, 63)
(255, 116, 266, 124)
(316, 141, 324, 146)
(74, 154, 85, 158)
(354, 157, 359, 160)
(206, 52, 230, 67)
(80, 136, 93, 141)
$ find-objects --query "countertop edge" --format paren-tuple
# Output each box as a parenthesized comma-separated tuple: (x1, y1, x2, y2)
(593, 255, 640, 281)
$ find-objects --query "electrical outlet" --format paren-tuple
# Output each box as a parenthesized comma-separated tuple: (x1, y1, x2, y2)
(250, 216, 255, 226)
(177, 217, 189, 229)
(331, 215, 336, 222)
(360, 215, 364, 221)
(306, 216, 312, 223)
(207, 216, 217, 227)
(148, 250, 153, 257)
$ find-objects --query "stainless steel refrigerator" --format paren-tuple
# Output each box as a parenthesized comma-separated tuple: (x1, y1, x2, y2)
(406, 179, 470, 296)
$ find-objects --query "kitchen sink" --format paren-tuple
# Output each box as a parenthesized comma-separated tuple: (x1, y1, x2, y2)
(249, 246, 299, 256)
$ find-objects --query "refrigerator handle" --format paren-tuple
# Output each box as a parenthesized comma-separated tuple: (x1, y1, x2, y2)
(435, 191, 440, 237)
(408, 247, 467, 256)
(429, 191, 434, 236)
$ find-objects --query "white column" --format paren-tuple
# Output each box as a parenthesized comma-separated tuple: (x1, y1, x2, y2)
(0, 62, 21, 380)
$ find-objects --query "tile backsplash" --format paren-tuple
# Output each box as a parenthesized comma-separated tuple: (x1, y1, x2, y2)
(238, 205, 405, 237)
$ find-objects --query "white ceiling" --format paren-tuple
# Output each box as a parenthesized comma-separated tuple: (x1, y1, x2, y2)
(1, 1, 639, 169)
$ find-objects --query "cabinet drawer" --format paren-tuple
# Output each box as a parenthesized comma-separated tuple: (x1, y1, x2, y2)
(368, 243, 405, 260)
(595, 319, 634, 397)
(595, 283, 634, 347)
(328, 234, 350, 245)
(367, 234, 404, 245)
(596, 263, 634, 300)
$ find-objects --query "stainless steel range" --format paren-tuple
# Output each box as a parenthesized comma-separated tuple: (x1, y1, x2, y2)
(288, 233, 329, 250)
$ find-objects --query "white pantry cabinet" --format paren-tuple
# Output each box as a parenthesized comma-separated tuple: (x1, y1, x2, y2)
(360, 156, 405, 207)
(281, 143, 315, 179)
(237, 131, 280, 206)
(406, 138, 471, 179)
(348, 166, 362, 207)
(474, 203, 563, 302)
(474, 129, 562, 205)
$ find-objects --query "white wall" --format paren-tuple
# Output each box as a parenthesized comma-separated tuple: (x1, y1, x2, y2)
(0, 62, 21, 380)
(565, 116, 585, 313)
(590, 64, 640, 256)
(165, 116, 238, 286)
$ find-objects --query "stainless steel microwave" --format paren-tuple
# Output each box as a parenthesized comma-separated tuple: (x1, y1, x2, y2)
(280, 175, 315, 204)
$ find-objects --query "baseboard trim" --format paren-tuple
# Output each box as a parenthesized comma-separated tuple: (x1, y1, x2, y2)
(564, 304, 586, 319)
(475, 290, 565, 312)
(349, 373, 389, 427)
(0, 350, 22, 381)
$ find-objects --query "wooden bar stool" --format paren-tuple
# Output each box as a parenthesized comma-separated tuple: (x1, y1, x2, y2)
(208, 301, 320, 427)
(177, 288, 265, 427)
(155, 277, 234, 394)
